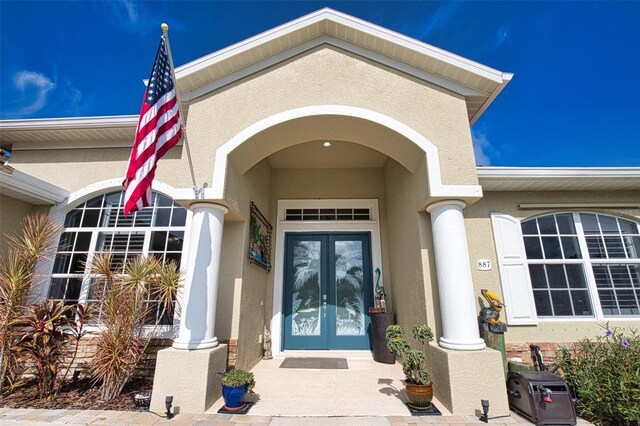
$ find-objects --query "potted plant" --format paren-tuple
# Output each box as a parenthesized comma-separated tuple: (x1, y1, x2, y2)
(386, 323, 434, 409)
(221, 368, 255, 410)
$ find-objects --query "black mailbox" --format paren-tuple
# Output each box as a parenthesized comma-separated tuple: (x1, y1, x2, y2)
(507, 371, 576, 425)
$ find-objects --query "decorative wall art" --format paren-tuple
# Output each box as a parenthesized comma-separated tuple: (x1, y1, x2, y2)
(249, 202, 272, 271)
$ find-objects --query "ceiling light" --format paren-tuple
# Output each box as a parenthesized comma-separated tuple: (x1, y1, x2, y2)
(323, 141, 332, 147)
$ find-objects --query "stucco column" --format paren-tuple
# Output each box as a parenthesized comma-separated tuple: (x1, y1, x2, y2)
(173, 202, 228, 350)
(426, 200, 485, 351)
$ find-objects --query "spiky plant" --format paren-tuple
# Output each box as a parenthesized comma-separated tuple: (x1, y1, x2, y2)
(11, 299, 71, 398)
(89, 253, 182, 401)
(0, 213, 60, 393)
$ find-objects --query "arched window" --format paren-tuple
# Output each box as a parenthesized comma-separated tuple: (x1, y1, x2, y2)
(49, 190, 187, 325)
(521, 212, 640, 318)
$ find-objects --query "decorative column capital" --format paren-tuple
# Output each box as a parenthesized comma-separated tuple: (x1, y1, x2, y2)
(188, 201, 229, 215)
(426, 199, 466, 213)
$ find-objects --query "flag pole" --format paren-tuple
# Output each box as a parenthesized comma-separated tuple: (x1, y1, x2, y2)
(161, 23, 201, 198)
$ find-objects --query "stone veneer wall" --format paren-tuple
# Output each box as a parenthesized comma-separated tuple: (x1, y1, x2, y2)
(506, 341, 580, 367)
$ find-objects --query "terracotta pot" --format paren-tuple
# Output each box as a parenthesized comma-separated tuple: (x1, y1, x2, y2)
(405, 381, 433, 408)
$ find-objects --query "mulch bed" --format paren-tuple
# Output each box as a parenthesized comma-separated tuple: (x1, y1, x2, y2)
(0, 377, 153, 411)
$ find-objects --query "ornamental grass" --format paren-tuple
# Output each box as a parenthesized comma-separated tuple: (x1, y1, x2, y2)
(88, 253, 182, 401)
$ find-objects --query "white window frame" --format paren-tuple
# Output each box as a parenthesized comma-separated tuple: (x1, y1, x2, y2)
(522, 212, 640, 322)
(46, 189, 191, 337)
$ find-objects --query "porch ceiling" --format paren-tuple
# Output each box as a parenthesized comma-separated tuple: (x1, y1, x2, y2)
(267, 140, 387, 169)
(228, 114, 424, 175)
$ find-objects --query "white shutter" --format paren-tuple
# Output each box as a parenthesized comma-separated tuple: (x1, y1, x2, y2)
(491, 212, 539, 325)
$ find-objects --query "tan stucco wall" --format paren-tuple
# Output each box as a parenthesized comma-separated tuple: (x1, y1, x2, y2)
(185, 46, 478, 189)
(216, 159, 272, 370)
(0, 195, 44, 254)
(464, 190, 640, 344)
(383, 157, 442, 337)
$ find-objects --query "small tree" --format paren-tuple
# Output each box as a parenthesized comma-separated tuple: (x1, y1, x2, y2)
(0, 213, 60, 392)
(386, 324, 434, 385)
(89, 253, 182, 401)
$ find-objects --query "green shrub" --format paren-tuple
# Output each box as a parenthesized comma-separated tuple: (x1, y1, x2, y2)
(385, 323, 434, 385)
(221, 369, 255, 392)
(555, 325, 640, 426)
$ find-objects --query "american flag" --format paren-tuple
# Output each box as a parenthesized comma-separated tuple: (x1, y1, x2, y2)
(123, 36, 182, 216)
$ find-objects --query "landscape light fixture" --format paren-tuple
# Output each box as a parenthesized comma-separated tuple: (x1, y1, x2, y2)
(480, 399, 490, 423)
(165, 395, 174, 419)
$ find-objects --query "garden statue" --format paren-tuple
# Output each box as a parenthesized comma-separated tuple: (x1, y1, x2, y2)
(262, 326, 272, 360)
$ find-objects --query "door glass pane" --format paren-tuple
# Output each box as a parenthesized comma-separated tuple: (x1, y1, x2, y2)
(291, 241, 321, 336)
(334, 240, 365, 336)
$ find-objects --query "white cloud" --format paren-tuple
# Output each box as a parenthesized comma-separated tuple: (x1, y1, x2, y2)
(494, 25, 511, 47)
(12, 71, 56, 115)
(416, 2, 463, 40)
(472, 130, 494, 166)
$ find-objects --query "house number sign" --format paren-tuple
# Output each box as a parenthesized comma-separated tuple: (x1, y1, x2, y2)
(476, 259, 492, 270)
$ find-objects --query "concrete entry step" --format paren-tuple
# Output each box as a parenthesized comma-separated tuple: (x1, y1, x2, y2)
(207, 358, 451, 417)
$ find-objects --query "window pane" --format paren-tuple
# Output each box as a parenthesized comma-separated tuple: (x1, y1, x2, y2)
(53, 254, 71, 274)
(599, 216, 619, 234)
(170, 208, 187, 226)
(551, 291, 573, 315)
(580, 214, 600, 234)
(166, 231, 184, 252)
(586, 236, 606, 258)
(619, 219, 638, 235)
(135, 209, 153, 227)
(547, 265, 568, 288)
(617, 290, 640, 315)
(598, 289, 618, 316)
(529, 264, 547, 288)
(561, 236, 582, 259)
(566, 264, 587, 288)
(542, 237, 562, 259)
(538, 216, 557, 234)
(64, 210, 83, 228)
(524, 237, 543, 259)
(81, 209, 100, 227)
(609, 265, 631, 288)
(156, 194, 172, 207)
(592, 265, 612, 288)
(75, 232, 92, 251)
(58, 232, 75, 250)
(521, 220, 538, 235)
(556, 214, 576, 234)
(165, 252, 182, 266)
(151, 232, 167, 251)
(104, 192, 122, 207)
(533, 290, 553, 316)
(154, 208, 171, 227)
(70, 253, 87, 273)
(571, 290, 593, 316)
(631, 265, 640, 287)
(624, 236, 640, 259)
(604, 236, 626, 258)
(85, 195, 103, 208)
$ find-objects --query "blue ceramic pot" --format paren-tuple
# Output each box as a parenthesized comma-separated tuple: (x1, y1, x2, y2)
(222, 384, 247, 408)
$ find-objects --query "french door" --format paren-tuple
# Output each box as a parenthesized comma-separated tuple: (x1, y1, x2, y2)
(283, 233, 373, 350)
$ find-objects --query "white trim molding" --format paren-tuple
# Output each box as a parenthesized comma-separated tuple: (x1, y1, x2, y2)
(271, 199, 384, 357)
(211, 105, 483, 204)
(0, 168, 69, 205)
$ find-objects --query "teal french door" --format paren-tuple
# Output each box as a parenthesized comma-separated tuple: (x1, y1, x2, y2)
(283, 233, 373, 350)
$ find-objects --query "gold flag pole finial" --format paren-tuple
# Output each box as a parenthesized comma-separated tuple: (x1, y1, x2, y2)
(161, 23, 169, 33)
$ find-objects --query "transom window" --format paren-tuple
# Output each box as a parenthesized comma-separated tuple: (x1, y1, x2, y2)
(522, 213, 640, 318)
(49, 190, 187, 325)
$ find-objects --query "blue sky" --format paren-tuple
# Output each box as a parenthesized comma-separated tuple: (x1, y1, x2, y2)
(1, 1, 639, 167)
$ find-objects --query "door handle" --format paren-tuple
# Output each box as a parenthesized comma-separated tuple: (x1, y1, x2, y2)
(322, 294, 327, 318)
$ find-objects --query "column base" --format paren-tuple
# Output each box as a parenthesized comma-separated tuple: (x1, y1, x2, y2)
(172, 337, 219, 350)
(439, 336, 486, 351)
(150, 345, 228, 414)
(427, 342, 509, 416)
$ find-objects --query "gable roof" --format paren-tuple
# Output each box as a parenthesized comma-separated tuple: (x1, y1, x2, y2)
(173, 8, 512, 124)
